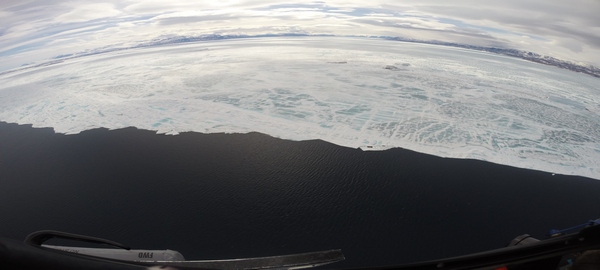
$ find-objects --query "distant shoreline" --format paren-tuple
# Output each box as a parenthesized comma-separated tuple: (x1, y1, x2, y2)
(2, 35, 598, 78)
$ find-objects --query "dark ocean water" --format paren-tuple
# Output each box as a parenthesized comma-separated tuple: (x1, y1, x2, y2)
(1, 121, 600, 268)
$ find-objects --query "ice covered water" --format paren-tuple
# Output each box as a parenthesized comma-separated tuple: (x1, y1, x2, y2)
(0, 37, 598, 179)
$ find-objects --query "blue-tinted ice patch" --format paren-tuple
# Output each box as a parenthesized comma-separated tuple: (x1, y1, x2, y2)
(152, 118, 172, 127)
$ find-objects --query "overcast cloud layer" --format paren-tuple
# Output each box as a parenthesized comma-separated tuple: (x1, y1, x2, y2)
(1, 0, 599, 71)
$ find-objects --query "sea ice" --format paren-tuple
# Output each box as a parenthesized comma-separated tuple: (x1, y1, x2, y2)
(0, 37, 598, 179)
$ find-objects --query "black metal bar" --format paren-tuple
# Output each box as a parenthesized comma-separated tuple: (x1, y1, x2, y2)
(25, 230, 131, 250)
(349, 224, 600, 270)
(5, 231, 345, 270)
(132, 249, 345, 270)
(0, 237, 145, 270)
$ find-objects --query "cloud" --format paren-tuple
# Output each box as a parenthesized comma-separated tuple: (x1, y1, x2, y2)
(407, 2, 600, 56)
(151, 11, 238, 25)
(53, 3, 121, 23)
(0, 0, 599, 71)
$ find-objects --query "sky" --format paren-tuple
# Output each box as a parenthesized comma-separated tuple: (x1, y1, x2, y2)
(1, 0, 599, 72)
